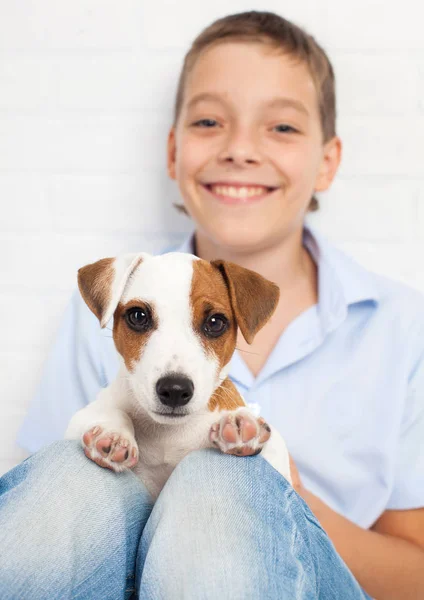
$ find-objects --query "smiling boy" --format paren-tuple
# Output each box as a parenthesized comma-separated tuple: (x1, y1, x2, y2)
(168, 35, 338, 377)
(4, 10, 424, 600)
(165, 19, 424, 597)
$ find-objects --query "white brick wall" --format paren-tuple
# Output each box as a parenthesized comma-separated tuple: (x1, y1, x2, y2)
(1, 0, 423, 475)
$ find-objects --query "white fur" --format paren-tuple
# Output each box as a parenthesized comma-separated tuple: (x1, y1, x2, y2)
(100, 253, 148, 328)
(65, 252, 291, 500)
(122, 253, 223, 420)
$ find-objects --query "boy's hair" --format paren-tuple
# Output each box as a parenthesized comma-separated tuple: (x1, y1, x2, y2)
(173, 11, 337, 212)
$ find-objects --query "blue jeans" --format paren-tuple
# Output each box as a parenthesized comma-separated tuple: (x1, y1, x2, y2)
(0, 441, 370, 599)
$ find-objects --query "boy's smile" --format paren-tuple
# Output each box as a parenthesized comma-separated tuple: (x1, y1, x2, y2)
(201, 182, 279, 205)
(168, 41, 341, 253)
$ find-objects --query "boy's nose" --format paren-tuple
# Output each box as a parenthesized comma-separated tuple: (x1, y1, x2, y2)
(218, 131, 261, 165)
(156, 374, 194, 407)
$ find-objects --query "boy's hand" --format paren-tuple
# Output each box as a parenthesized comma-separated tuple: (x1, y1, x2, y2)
(289, 455, 321, 514)
(289, 454, 308, 498)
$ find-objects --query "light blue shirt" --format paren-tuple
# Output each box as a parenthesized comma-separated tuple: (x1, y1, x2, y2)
(17, 226, 424, 528)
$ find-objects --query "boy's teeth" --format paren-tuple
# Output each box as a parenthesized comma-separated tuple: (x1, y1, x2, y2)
(210, 185, 269, 198)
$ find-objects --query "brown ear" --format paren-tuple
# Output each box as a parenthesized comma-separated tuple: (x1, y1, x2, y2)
(78, 258, 115, 324)
(211, 260, 280, 344)
(78, 253, 146, 328)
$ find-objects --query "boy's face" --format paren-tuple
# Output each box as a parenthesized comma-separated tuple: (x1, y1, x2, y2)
(168, 41, 341, 253)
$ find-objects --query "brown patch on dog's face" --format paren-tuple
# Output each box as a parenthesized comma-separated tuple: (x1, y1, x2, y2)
(211, 260, 280, 344)
(190, 259, 237, 372)
(113, 299, 157, 372)
(78, 258, 115, 323)
(208, 377, 245, 412)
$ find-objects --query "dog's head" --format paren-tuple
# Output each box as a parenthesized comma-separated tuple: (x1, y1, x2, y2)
(78, 252, 279, 423)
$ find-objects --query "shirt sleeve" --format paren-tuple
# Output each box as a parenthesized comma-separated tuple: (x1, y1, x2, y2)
(387, 345, 424, 510)
(16, 289, 113, 454)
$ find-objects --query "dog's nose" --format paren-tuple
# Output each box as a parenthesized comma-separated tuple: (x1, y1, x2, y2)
(156, 375, 194, 408)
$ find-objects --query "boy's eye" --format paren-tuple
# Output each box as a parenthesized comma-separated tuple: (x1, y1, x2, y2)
(273, 124, 297, 133)
(192, 119, 218, 128)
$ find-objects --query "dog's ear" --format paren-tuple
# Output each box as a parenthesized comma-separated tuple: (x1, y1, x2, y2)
(211, 260, 280, 344)
(78, 253, 147, 328)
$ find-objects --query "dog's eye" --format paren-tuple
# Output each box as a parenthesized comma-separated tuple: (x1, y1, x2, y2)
(125, 307, 151, 332)
(202, 314, 228, 338)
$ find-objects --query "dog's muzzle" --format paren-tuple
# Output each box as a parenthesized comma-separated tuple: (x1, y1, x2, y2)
(155, 374, 194, 408)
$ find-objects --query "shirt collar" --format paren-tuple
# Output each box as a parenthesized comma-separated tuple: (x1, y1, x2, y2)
(304, 224, 380, 302)
(173, 224, 380, 336)
(174, 235, 194, 255)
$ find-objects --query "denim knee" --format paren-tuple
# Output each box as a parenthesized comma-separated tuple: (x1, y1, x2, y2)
(170, 447, 293, 496)
(2, 439, 146, 507)
(0, 440, 152, 600)
(137, 449, 318, 600)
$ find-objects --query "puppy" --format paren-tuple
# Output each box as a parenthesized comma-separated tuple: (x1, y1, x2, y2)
(65, 252, 291, 500)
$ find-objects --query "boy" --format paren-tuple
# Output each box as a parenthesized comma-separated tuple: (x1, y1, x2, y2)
(3, 10, 424, 599)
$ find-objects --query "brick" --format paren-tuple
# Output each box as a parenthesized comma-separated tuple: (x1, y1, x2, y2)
(0, 0, 143, 50)
(308, 178, 418, 242)
(0, 293, 69, 351)
(337, 116, 424, 176)
(409, 272, 424, 296)
(320, 0, 424, 50)
(0, 51, 181, 115)
(0, 350, 46, 410)
(0, 57, 56, 110)
(1, 0, 424, 480)
(418, 61, 424, 112)
(142, 0, 325, 49)
(0, 233, 184, 291)
(334, 53, 419, 115)
(0, 175, 53, 231)
(50, 174, 192, 235)
(336, 241, 423, 290)
(415, 187, 424, 241)
(0, 116, 170, 172)
(56, 53, 182, 113)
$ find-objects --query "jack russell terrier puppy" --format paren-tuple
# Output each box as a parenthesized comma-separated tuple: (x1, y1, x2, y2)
(65, 252, 291, 500)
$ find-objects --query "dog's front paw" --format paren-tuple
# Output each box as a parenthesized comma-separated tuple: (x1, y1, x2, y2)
(209, 409, 271, 456)
(82, 426, 139, 472)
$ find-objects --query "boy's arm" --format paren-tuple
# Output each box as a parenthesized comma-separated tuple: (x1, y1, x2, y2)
(303, 489, 424, 600)
(292, 341, 424, 599)
(16, 289, 118, 453)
